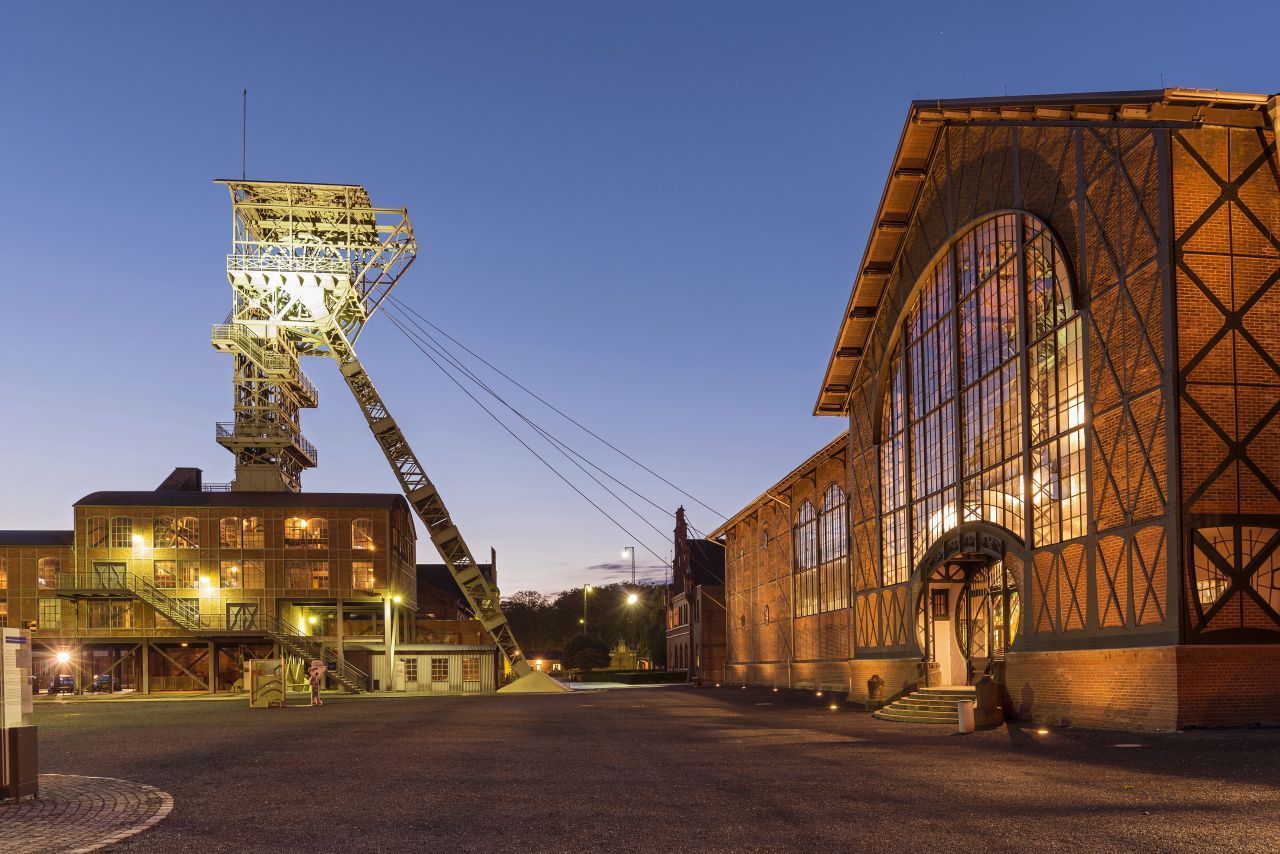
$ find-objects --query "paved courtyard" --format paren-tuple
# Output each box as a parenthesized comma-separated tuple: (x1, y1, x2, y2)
(32, 686, 1280, 852)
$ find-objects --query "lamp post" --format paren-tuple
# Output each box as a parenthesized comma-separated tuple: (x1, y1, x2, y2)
(582, 584, 592, 634)
(625, 591, 639, 656)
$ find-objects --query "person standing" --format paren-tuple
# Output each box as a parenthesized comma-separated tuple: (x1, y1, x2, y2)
(308, 659, 325, 706)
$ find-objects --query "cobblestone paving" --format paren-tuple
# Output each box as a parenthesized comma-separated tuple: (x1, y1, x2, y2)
(0, 773, 173, 853)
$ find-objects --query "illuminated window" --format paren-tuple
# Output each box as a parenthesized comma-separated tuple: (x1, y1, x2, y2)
(88, 599, 133, 629)
(154, 516, 176, 548)
(402, 658, 418, 682)
(0, 601, 7, 628)
(154, 561, 176, 589)
(220, 560, 242, 589)
(241, 516, 264, 548)
(286, 560, 329, 590)
(219, 517, 241, 548)
(352, 518, 375, 551)
(352, 561, 375, 590)
(793, 501, 819, 617)
(110, 517, 133, 549)
(39, 598, 60, 628)
(87, 516, 108, 548)
(819, 484, 849, 612)
(240, 560, 265, 589)
(462, 656, 481, 682)
(177, 561, 200, 589)
(285, 517, 328, 549)
(175, 517, 199, 549)
(38, 557, 59, 589)
(0, 557, 6, 589)
(431, 658, 449, 682)
(879, 213, 1087, 584)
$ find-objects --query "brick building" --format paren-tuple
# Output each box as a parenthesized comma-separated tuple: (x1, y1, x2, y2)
(716, 89, 1280, 730)
(0, 467, 497, 695)
(666, 507, 726, 682)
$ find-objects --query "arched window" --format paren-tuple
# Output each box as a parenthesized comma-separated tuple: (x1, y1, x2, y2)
(219, 517, 241, 549)
(793, 501, 818, 617)
(154, 516, 176, 549)
(878, 213, 1086, 585)
(241, 516, 264, 548)
(351, 518, 375, 551)
(110, 516, 133, 549)
(818, 484, 849, 612)
(175, 517, 199, 549)
(307, 518, 329, 549)
(38, 557, 60, 589)
(86, 516, 108, 548)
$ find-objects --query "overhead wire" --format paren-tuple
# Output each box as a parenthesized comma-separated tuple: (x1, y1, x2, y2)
(381, 307, 672, 570)
(387, 295, 726, 521)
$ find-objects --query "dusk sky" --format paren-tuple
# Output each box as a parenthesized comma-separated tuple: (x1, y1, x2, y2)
(2, 2, 1275, 595)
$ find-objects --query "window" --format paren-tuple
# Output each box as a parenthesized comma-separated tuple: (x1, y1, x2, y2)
(241, 516, 264, 548)
(792, 501, 818, 617)
(431, 658, 449, 682)
(39, 598, 60, 628)
(240, 560, 265, 589)
(352, 518, 375, 551)
(879, 213, 1087, 586)
(87, 599, 133, 629)
(155, 516, 198, 549)
(87, 516, 108, 548)
(154, 561, 176, 589)
(0, 557, 6, 589)
(0, 601, 6, 628)
(219, 517, 241, 548)
(220, 560, 242, 589)
(286, 517, 329, 549)
(352, 561, 375, 590)
(38, 557, 59, 589)
(178, 561, 200, 589)
(818, 484, 849, 612)
(462, 656, 481, 682)
(402, 658, 419, 682)
(110, 516, 133, 549)
(176, 517, 199, 549)
(286, 560, 329, 590)
(154, 516, 176, 548)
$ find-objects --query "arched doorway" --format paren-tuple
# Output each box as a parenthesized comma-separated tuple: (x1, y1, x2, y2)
(913, 523, 1021, 686)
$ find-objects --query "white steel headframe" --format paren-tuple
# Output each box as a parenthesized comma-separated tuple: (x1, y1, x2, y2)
(212, 179, 532, 677)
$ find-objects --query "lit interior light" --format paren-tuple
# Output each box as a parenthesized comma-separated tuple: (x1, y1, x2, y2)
(230, 566, 239, 573)
(132, 534, 144, 546)
(199, 576, 210, 586)
(299, 519, 308, 529)
(55, 651, 70, 664)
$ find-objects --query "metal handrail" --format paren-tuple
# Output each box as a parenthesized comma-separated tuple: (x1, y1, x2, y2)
(227, 253, 352, 274)
(261, 614, 369, 688)
(214, 422, 318, 465)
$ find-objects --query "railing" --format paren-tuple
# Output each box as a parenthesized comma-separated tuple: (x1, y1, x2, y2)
(53, 569, 369, 691)
(214, 422, 318, 466)
(202, 482, 233, 492)
(210, 323, 293, 375)
(227, 253, 352, 274)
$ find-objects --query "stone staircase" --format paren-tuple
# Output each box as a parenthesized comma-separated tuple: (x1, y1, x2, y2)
(873, 686, 975, 724)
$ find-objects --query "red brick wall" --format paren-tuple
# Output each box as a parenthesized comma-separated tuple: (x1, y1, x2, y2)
(1005, 648, 1179, 730)
(1176, 645, 1280, 727)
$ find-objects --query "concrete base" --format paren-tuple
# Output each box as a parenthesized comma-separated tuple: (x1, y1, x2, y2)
(496, 670, 569, 694)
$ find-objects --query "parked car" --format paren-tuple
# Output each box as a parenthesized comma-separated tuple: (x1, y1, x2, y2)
(47, 674, 75, 694)
(89, 674, 120, 693)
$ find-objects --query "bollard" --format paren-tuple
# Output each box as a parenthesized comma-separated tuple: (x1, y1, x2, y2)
(957, 699, 975, 734)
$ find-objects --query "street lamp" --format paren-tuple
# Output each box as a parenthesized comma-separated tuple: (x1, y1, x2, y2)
(624, 589, 640, 654)
(582, 584, 593, 634)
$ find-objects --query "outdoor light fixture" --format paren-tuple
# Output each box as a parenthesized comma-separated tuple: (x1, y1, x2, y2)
(199, 576, 210, 587)
(132, 534, 144, 546)
(180, 642, 189, 648)
(829, 703, 839, 711)
(392, 595, 402, 604)
(308, 616, 318, 625)
(626, 593, 638, 605)
(578, 618, 585, 624)
(55, 651, 70, 664)
(816, 691, 823, 697)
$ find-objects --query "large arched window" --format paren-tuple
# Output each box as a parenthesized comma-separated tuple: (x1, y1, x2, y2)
(879, 213, 1086, 585)
(818, 484, 849, 612)
(793, 501, 818, 617)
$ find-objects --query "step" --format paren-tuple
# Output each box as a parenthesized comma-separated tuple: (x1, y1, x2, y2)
(917, 687, 975, 696)
(873, 709, 957, 724)
(892, 699, 965, 711)
(879, 703, 961, 719)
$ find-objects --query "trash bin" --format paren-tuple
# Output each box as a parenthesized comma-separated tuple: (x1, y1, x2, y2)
(957, 699, 975, 734)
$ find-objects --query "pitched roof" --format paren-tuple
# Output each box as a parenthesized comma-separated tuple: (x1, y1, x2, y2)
(815, 87, 1278, 416)
(74, 490, 408, 511)
(0, 531, 74, 547)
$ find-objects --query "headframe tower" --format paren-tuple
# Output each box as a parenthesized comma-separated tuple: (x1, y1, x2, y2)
(211, 179, 547, 684)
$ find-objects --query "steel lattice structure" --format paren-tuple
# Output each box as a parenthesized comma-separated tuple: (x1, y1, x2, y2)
(212, 180, 532, 677)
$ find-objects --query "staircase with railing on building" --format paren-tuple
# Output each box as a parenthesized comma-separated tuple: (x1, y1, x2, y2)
(55, 569, 368, 693)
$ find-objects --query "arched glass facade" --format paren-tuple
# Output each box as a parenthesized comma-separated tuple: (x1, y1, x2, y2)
(880, 213, 1086, 586)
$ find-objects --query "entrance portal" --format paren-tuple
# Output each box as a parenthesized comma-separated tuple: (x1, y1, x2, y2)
(917, 559, 1019, 686)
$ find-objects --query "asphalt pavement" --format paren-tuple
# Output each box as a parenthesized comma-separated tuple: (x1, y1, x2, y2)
(32, 685, 1280, 852)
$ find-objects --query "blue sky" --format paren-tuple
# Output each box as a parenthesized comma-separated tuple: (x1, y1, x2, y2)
(1, 2, 1275, 594)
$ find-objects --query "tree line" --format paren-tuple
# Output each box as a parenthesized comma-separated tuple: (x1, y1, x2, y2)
(502, 582, 667, 670)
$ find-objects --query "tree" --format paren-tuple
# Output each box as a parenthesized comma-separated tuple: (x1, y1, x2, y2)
(562, 633, 610, 672)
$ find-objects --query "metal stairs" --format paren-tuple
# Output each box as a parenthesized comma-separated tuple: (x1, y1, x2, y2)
(873, 686, 975, 724)
(57, 569, 369, 693)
